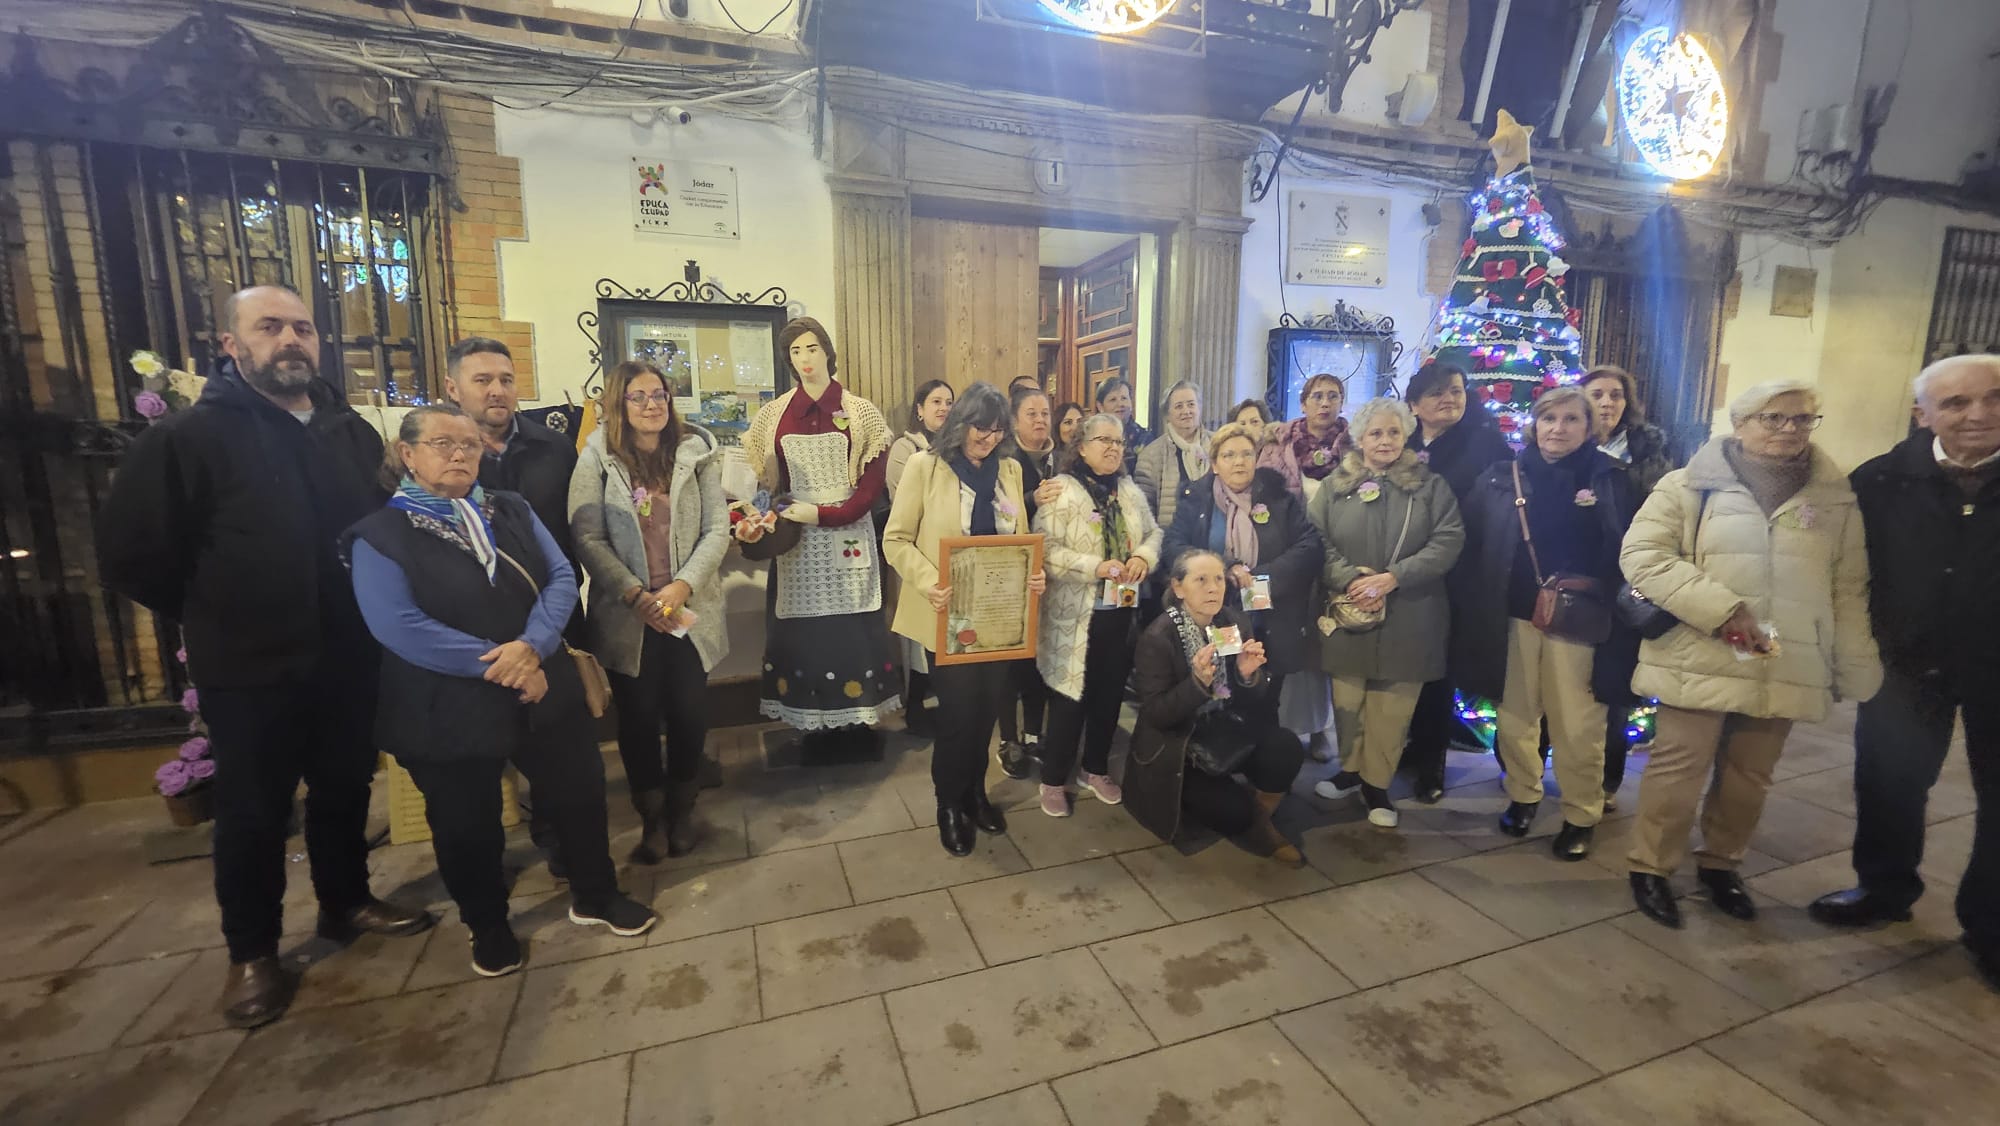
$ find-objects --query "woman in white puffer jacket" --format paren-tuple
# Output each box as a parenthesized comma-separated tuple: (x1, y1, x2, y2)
(1619, 380, 1881, 931)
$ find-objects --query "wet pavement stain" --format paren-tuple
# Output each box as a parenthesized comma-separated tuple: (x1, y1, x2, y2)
(1143, 1091, 1195, 1126)
(811, 1053, 845, 1086)
(798, 936, 847, 961)
(599, 970, 628, 998)
(1693, 1105, 1762, 1126)
(641, 965, 711, 1011)
(1160, 935, 1270, 1016)
(0, 1040, 189, 1123)
(1620, 984, 1677, 1024)
(1060, 1030, 1093, 1049)
(861, 916, 925, 963)
(1342, 830, 1410, 866)
(775, 812, 821, 832)
(1347, 995, 1509, 1098)
(1799, 1031, 1911, 1116)
(1212, 1076, 1279, 1110)
(944, 1022, 979, 1054)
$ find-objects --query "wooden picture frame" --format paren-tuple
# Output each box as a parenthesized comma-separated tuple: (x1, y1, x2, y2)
(934, 534, 1044, 666)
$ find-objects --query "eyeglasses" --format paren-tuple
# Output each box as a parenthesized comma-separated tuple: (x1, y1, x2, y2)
(418, 438, 482, 458)
(1752, 412, 1824, 432)
(624, 390, 673, 406)
(1086, 436, 1126, 449)
(969, 423, 1005, 437)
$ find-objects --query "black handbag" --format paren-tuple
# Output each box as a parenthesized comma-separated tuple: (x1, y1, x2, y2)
(1185, 705, 1259, 777)
(1616, 490, 1709, 641)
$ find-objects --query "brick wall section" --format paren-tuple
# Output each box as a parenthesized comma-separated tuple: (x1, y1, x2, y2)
(1425, 195, 1468, 298)
(435, 93, 539, 398)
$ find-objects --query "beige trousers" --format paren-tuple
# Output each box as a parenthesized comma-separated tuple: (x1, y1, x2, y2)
(1496, 619, 1608, 826)
(1330, 677, 1423, 790)
(1626, 704, 1793, 877)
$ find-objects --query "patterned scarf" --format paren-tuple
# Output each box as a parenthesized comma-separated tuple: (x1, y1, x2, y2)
(389, 477, 498, 584)
(1165, 604, 1229, 701)
(1167, 425, 1211, 481)
(1077, 467, 1131, 562)
(1283, 416, 1351, 481)
(1212, 476, 1259, 568)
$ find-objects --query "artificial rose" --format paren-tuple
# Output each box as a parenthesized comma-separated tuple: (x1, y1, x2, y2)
(178, 736, 210, 761)
(155, 758, 192, 797)
(133, 391, 169, 419)
(130, 350, 166, 378)
(181, 688, 200, 713)
(1249, 503, 1270, 524)
(1357, 481, 1382, 503)
(188, 758, 216, 781)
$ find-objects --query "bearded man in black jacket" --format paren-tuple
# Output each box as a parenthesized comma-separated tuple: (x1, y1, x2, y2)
(97, 286, 432, 1029)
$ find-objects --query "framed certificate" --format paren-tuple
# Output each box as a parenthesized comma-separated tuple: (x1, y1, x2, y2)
(934, 534, 1044, 666)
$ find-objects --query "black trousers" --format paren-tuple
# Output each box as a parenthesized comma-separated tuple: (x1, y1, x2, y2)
(928, 657, 1009, 806)
(998, 659, 1048, 745)
(1603, 707, 1633, 792)
(1041, 609, 1135, 787)
(609, 629, 710, 795)
(402, 713, 620, 931)
(203, 675, 377, 963)
(1852, 666, 2000, 947)
(1180, 726, 1305, 837)
(1401, 677, 1458, 779)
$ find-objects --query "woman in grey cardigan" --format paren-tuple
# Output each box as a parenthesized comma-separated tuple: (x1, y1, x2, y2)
(569, 361, 731, 864)
(1308, 398, 1465, 828)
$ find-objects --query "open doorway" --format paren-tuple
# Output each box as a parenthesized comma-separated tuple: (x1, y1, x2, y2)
(1037, 227, 1161, 425)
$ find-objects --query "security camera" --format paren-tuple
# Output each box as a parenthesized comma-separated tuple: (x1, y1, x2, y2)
(667, 105, 693, 125)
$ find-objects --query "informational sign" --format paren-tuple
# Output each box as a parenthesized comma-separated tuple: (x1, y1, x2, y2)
(630, 158, 740, 239)
(1286, 190, 1390, 287)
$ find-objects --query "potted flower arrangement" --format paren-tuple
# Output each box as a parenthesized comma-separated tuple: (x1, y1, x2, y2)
(128, 350, 204, 421)
(156, 644, 216, 826)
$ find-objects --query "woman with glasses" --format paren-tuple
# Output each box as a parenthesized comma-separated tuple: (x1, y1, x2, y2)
(569, 360, 730, 863)
(884, 379, 955, 735)
(1622, 381, 1879, 928)
(349, 404, 656, 977)
(884, 382, 1046, 855)
(1258, 372, 1352, 503)
(1401, 359, 1513, 802)
(1134, 380, 1212, 529)
(1160, 421, 1324, 741)
(1033, 413, 1163, 817)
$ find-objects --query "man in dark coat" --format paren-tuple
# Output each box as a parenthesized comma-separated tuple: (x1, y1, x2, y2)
(445, 337, 578, 567)
(444, 336, 585, 868)
(96, 286, 432, 1029)
(1811, 355, 2000, 990)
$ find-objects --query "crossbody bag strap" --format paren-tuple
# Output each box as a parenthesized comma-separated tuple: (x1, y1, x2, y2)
(1510, 461, 1545, 584)
(1388, 491, 1416, 563)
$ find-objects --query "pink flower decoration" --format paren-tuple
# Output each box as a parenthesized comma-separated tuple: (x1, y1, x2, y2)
(155, 758, 192, 797)
(1574, 489, 1598, 507)
(1796, 504, 1817, 530)
(1087, 510, 1103, 525)
(178, 736, 210, 761)
(175, 646, 189, 666)
(188, 759, 216, 781)
(180, 688, 200, 713)
(996, 498, 1018, 517)
(1415, 450, 1431, 465)
(133, 391, 168, 419)
(1249, 503, 1270, 524)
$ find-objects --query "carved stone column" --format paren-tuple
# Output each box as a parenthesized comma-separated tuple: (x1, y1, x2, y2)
(827, 176, 914, 413)
(1163, 214, 1251, 415)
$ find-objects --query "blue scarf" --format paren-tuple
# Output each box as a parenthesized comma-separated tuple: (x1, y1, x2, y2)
(950, 452, 1000, 537)
(389, 477, 498, 583)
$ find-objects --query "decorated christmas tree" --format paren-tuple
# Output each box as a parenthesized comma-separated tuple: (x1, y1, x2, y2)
(1428, 109, 1585, 443)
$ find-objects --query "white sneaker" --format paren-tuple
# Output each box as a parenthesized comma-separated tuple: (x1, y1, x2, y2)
(1367, 806, 1400, 828)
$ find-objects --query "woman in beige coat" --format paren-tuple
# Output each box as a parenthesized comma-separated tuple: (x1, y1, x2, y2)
(884, 381, 1043, 856)
(1621, 380, 1881, 929)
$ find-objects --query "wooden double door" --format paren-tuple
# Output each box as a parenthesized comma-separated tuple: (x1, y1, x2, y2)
(910, 215, 1138, 410)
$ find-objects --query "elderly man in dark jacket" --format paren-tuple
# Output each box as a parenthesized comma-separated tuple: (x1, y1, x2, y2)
(1812, 354, 2000, 990)
(96, 286, 432, 1030)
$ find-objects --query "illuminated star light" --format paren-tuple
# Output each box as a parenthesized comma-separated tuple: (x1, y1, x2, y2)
(1618, 27, 1729, 179)
(1037, 0, 1178, 34)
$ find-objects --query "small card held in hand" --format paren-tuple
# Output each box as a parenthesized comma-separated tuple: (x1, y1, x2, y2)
(1208, 624, 1244, 656)
(1241, 575, 1272, 612)
(1098, 579, 1140, 609)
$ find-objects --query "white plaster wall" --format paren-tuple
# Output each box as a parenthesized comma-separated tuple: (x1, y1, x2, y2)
(1756, 0, 1870, 182)
(493, 105, 833, 405)
(1714, 233, 1834, 420)
(492, 104, 833, 682)
(1234, 169, 1442, 413)
(1860, 0, 2000, 182)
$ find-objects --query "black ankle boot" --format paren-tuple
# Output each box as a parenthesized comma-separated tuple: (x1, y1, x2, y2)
(1551, 821, 1594, 861)
(664, 781, 701, 858)
(964, 789, 1008, 835)
(629, 788, 670, 865)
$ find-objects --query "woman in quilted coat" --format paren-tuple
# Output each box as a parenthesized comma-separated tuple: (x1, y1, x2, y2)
(1621, 380, 1881, 929)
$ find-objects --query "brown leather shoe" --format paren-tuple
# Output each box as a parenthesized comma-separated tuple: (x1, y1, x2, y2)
(316, 898, 435, 942)
(220, 956, 295, 1029)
